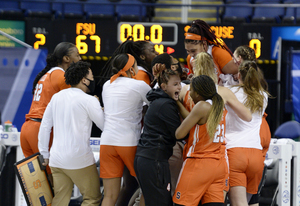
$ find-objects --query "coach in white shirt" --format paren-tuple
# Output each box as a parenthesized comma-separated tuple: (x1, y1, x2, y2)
(38, 61, 104, 206)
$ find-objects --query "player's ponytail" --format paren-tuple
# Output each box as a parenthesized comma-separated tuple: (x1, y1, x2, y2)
(234, 46, 269, 91)
(191, 75, 224, 140)
(111, 53, 131, 75)
(193, 52, 217, 83)
(238, 61, 267, 114)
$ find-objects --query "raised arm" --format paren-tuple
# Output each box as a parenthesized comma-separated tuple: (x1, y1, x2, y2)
(177, 100, 190, 120)
(221, 60, 238, 75)
(175, 101, 210, 139)
(218, 86, 252, 122)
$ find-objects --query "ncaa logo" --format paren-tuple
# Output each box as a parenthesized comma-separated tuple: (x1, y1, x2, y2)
(282, 190, 290, 203)
(297, 186, 300, 198)
(1, 133, 8, 139)
(272, 146, 279, 155)
(176, 191, 181, 199)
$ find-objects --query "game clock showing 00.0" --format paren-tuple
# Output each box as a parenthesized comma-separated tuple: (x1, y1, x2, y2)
(26, 20, 271, 60)
(117, 22, 178, 54)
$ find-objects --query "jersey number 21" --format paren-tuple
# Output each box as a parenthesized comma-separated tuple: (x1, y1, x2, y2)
(213, 124, 224, 143)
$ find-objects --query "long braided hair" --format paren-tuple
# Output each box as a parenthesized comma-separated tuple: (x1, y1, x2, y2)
(191, 75, 224, 140)
(185, 19, 232, 55)
(31, 42, 76, 94)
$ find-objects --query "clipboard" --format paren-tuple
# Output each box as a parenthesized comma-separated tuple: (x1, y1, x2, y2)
(14, 152, 54, 206)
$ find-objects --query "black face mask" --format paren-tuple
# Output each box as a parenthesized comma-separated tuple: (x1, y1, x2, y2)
(84, 78, 95, 94)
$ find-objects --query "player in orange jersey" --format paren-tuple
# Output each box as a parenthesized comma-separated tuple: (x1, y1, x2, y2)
(179, 52, 252, 204)
(185, 19, 238, 78)
(20, 42, 81, 184)
(174, 75, 226, 206)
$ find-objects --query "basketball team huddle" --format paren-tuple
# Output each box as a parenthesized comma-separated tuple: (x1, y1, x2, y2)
(20, 19, 270, 206)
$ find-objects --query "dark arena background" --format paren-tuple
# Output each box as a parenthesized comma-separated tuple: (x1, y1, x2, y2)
(1, 0, 300, 206)
(24, 19, 289, 137)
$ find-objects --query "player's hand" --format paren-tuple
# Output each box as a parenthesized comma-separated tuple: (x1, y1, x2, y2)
(42, 159, 49, 166)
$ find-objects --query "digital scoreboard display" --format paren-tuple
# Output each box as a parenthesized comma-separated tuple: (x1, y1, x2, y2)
(26, 20, 271, 60)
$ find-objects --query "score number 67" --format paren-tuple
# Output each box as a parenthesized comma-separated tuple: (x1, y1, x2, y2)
(76, 35, 101, 55)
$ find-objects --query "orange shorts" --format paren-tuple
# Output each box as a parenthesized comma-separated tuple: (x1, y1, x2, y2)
(100, 145, 137, 178)
(173, 158, 226, 205)
(20, 119, 53, 174)
(227, 148, 264, 194)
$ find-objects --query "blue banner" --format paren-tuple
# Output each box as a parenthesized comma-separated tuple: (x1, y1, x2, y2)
(0, 48, 48, 130)
(271, 27, 300, 60)
(292, 53, 300, 122)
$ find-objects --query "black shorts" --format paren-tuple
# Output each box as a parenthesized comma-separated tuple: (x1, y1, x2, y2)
(134, 156, 172, 206)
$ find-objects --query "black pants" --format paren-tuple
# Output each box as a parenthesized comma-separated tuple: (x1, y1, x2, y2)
(134, 156, 172, 206)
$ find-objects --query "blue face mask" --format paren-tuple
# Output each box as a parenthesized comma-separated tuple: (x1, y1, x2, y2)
(84, 78, 95, 94)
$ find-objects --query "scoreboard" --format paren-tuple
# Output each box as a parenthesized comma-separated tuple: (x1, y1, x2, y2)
(25, 19, 272, 60)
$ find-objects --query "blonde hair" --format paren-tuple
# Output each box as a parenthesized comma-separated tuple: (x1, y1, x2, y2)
(235, 46, 269, 91)
(191, 75, 224, 140)
(237, 61, 268, 114)
(193, 52, 218, 83)
(235, 45, 256, 62)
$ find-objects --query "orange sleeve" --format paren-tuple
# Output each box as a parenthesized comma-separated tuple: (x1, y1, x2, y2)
(212, 47, 232, 74)
(136, 70, 151, 85)
(186, 55, 193, 74)
(51, 70, 70, 92)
